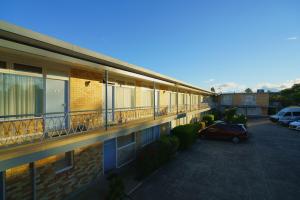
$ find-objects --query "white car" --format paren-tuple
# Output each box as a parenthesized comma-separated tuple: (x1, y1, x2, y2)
(289, 120, 300, 131)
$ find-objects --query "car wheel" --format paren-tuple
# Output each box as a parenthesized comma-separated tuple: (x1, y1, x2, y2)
(232, 136, 240, 144)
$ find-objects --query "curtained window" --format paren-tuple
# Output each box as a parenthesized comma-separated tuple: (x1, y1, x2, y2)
(0, 64, 43, 119)
(114, 86, 135, 109)
(141, 88, 153, 107)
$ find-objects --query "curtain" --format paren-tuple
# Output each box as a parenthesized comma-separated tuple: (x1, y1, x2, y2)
(115, 86, 135, 109)
(141, 89, 153, 107)
(0, 73, 43, 118)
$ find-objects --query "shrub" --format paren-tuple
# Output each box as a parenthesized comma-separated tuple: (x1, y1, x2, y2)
(136, 135, 179, 180)
(202, 114, 215, 126)
(199, 121, 206, 129)
(224, 107, 247, 125)
(106, 173, 125, 200)
(172, 124, 200, 150)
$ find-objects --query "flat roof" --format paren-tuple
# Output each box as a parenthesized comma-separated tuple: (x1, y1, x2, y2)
(0, 21, 213, 95)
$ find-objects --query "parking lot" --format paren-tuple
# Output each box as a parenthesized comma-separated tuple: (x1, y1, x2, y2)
(131, 119, 300, 200)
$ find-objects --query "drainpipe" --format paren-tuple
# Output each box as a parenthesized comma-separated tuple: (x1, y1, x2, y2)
(105, 70, 108, 130)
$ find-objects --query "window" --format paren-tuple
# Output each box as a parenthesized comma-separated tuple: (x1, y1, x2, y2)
(293, 112, 300, 117)
(284, 112, 292, 117)
(53, 151, 74, 173)
(117, 133, 135, 148)
(243, 95, 256, 105)
(0, 69, 43, 119)
(221, 95, 232, 105)
(115, 86, 135, 109)
(141, 126, 160, 146)
(141, 88, 153, 107)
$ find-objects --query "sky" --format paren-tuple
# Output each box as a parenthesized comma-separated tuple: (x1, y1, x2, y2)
(1, 0, 300, 93)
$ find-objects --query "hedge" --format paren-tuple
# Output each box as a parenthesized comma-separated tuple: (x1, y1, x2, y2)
(136, 135, 179, 180)
(171, 123, 201, 150)
(202, 114, 215, 126)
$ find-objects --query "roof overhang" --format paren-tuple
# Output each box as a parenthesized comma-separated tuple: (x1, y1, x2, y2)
(0, 21, 213, 95)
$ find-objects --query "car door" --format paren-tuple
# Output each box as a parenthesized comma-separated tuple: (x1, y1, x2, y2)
(206, 124, 223, 139)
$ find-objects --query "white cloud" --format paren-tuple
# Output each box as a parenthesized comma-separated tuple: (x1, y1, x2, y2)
(287, 37, 297, 40)
(210, 78, 300, 93)
(204, 78, 215, 83)
(211, 82, 247, 93)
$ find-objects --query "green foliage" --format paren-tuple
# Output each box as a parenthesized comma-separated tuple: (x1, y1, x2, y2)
(136, 135, 179, 180)
(224, 107, 247, 125)
(245, 88, 253, 93)
(210, 108, 222, 120)
(106, 173, 125, 200)
(270, 84, 300, 107)
(172, 124, 200, 150)
(202, 114, 215, 126)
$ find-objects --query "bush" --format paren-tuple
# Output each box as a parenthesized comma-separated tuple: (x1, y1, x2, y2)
(224, 107, 247, 125)
(202, 114, 215, 126)
(171, 124, 200, 150)
(136, 135, 179, 180)
(232, 114, 247, 125)
(106, 173, 125, 200)
(211, 108, 222, 120)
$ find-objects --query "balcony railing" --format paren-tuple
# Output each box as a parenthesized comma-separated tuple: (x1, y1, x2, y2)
(0, 103, 211, 147)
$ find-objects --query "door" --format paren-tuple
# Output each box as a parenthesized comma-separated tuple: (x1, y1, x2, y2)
(104, 85, 115, 124)
(104, 138, 116, 173)
(153, 125, 160, 139)
(45, 79, 68, 133)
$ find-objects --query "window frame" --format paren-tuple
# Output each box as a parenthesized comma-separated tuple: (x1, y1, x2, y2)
(54, 151, 74, 174)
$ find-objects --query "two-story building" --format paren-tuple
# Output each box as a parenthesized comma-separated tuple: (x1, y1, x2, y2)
(218, 92, 269, 116)
(0, 21, 213, 200)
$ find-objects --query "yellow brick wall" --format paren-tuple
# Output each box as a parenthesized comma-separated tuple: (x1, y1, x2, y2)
(256, 93, 269, 107)
(70, 69, 103, 111)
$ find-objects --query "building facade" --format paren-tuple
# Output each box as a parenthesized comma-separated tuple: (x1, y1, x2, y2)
(218, 92, 269, 116)
(0, 21, 213, 200)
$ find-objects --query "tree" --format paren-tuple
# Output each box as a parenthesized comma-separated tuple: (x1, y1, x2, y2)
(245, 88, 253, 93)
(211, 87, 215, 92)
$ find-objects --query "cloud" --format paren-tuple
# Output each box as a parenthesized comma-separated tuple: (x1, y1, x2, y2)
(287, 37, 297, 40)
(204, 78, 215, 83)
(253, 78, 300, 92)
(210, 78, 300, 93)
(211, 82, 247, 93)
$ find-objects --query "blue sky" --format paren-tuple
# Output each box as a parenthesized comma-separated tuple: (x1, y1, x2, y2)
(1, 0, 300, 92)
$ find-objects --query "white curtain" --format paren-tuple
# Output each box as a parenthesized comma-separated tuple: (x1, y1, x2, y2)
(115, 86, 135, 109)
(0, 73, 43, 118)
(141, 89, 153, 107)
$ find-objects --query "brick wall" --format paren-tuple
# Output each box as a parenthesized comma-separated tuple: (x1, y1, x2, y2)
(5, 164, 33, 200)
(35, 142, 103, 200)
(70, 69, 103, 111)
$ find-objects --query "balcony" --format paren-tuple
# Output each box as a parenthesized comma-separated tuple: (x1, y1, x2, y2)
(0, 103, 210, 148)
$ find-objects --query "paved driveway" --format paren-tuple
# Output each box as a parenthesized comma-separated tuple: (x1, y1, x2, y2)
(131, 119, 300, 200)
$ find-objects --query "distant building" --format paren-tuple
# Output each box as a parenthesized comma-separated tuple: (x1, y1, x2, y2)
(217, 92, 269, 116)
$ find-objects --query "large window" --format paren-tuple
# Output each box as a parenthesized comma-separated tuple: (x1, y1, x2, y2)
(0, 64, 43, 119)
(141, 126, 160, 146)
(115, 86, 135, 109)
(141, 88, 153, 107)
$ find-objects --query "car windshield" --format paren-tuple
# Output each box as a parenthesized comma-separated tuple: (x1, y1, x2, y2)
(277, 111, 285, 116)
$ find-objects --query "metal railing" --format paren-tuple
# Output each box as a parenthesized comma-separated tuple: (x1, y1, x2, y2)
(0, 103, 211, 147)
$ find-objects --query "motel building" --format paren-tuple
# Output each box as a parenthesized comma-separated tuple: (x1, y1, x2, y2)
(0, 21, 213, 200)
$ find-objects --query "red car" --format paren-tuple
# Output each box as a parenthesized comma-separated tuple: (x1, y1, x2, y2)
(199, 122, 248, 143)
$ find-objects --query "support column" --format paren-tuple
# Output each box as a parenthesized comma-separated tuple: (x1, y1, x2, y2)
(105, 70, 108, 130)
(30, 163, 36, 200)
(0, 171, 5, 200)
(153, 82, 156, 119)
(176, 85, 179, 114)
